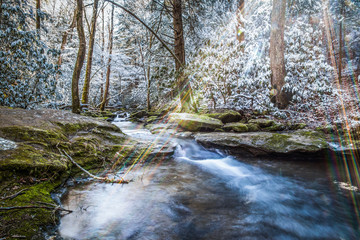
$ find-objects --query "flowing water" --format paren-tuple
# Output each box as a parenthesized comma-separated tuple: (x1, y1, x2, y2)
(58, 118, 360, 239)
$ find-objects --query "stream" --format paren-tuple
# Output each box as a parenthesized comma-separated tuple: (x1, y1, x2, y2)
(58, 118, 360, 239)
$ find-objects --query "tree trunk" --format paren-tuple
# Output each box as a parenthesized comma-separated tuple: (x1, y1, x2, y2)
(71, 0, 86, 114)
(100, 5, 114, 111)
(269, 0, 288, 109)
(339, 4, 344, 84)
(147, 66, 151, 111)
(173, 0, 191, 111)
(236, 0, 245, 43)
(0, 0, 3, 26)
(36, 0, 41, 30)
(81, 0, 99, 105)
(57, 10, 76, 78)
(101, 6, 105, 87)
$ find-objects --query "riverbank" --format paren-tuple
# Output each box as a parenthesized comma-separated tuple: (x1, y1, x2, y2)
(0, 107, 162, 239)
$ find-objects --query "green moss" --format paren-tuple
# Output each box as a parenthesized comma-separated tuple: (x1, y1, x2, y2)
(0, 180, 61, 238)
(264, 123, 286, 132)
(315, 125, 334, 133)
(146, 116, 159, 123)
(0, 126, 66, 146)
(289, 123, 307, 130)
(248, 119, 275, 128)
(205, 110, 242, 123)
(97, 117, 109, 120)
(264, 133, 291, 151)
(0, 144, 68, 178)
(224, 123, 248, 132)
(169, 113, 223, 131)
(296, 130, 325, 139)
(247, 123, 260, 132)
(54, 122, 97, 135)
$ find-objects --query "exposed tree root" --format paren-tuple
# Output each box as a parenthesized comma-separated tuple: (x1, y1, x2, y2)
(0, 205, 72, 213)
(1, 189, 29, 201)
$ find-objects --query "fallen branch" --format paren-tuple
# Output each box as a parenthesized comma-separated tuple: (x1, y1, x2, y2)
(58, 148, 129, 184)
(0, 205, 72, 213)
(1, 189, 29, 201)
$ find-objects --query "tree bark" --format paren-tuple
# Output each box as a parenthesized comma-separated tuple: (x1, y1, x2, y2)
(57, 10, 76, 75)
(101, 6, 105, 89)
(100, 5, 114, 111)
(36, 0, 41, 30)
(269, 0, 288, 109)
(81, 0, 99, 104)
(173, 0, 191, 111)
(236, 0, 245, 43)
(339, 3, 344, 84)
(72, 0, 86, 114)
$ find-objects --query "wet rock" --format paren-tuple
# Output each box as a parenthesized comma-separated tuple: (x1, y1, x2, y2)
(194, 130, 328, 156)
(169, 113, 223, 131)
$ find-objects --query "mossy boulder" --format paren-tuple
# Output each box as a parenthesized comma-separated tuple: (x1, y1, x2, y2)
(130, 110, 148, 119)
(194, 130, 328, 156)
(223, 122, 248, 132)
(248, 119, 275, 128)
(264, 123, 286, 132)
(206, 110, 242, 124)
(289, 123, 307, 130)
(169, 113, 223, 131)
(246, 123, 260, 132)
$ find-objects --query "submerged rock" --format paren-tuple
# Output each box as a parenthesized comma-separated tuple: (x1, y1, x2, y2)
(194, 130, 328, 156)
(169, 113, 223, 131)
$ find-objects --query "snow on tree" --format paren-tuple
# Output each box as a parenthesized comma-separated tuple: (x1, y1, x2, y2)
(0, 0, 58, 108)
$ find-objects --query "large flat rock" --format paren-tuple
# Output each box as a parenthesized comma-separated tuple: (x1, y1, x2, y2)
(169, 113, 223, 131)
(194, 130, 328, 156)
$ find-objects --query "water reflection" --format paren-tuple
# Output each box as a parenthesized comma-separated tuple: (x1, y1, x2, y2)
(59, 122, 360, 239)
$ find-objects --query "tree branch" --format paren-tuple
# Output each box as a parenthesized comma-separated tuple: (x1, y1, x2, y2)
(104, 0, 184, 68)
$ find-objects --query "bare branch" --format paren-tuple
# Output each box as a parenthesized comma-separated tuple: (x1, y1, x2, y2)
(104, 0, 184, 68)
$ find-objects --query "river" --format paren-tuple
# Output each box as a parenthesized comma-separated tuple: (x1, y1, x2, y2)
(58, 118, 360, 239)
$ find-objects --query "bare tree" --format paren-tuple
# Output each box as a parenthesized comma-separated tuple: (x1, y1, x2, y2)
(173, 0, 192, 111)
(81, 0, 100, 105)
(236, 0, 245, 44)
(269, 0, 289, 109)
(57, 10, 76, 79)
(36, 0, 41, 30)
(72, 0, 86, 114)
(100, 4, 114, 111)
